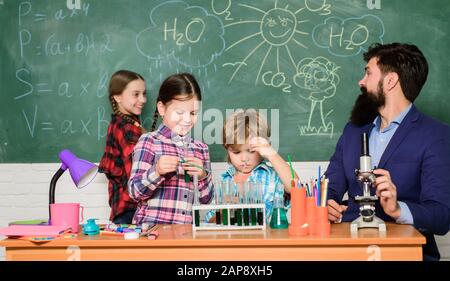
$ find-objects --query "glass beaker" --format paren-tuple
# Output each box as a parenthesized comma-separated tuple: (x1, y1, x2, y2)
(270, 183, 288, 229)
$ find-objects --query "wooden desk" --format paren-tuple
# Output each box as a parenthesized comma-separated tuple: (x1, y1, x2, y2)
(0, 223, 425, 261)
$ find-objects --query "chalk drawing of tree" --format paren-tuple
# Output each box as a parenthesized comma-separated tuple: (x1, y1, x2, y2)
(293, 56, 340, 138)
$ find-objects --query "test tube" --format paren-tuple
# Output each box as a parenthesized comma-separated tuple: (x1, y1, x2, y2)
(215, 181, 222, 225)
(255, 182, 264, 225)
(183, 139, 191, 183)
(193, 175, 200, 227)
(221, 181, 230, 226)
(235, 183, 243, 226)
(230, 183, 237, 225)
(243, 182, 250, 226)
(249, 182, 257, 226)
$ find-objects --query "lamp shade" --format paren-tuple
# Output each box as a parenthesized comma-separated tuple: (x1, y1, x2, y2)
(59, 149, 98, 189)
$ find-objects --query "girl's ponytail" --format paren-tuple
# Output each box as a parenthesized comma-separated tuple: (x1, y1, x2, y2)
(151, 107, 159, 132)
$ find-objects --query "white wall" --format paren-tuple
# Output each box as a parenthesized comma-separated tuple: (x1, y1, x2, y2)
(1, 162, 449, 261)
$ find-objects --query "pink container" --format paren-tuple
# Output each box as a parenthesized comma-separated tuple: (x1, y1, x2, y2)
(50, 203, 84, 233)
(315, 206, 331, 237)
(306, 197, 317, 235)
(288, 187, 309, 236)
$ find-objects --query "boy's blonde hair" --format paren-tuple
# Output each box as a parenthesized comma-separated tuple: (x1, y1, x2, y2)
(222, 109, 271, 152)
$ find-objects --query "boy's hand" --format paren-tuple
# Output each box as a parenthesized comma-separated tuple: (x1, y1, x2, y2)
(182, 156, 207, 179)
(156, 155, 180, 176)
(249, 136, 276, 158)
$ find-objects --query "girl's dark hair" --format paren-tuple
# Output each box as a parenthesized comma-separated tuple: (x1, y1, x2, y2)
(363, 43, 428, 103)
(108, 70, 146, 133)
(151, 73, 202, 131)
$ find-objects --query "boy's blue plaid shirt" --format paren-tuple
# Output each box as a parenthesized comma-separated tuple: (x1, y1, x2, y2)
(205, 161, 289, 223)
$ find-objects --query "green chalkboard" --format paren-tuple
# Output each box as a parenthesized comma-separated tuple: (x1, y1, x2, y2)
(0, 0, 449, 163)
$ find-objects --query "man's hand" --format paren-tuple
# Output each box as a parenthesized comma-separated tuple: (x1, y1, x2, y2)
(327, 199, 348, 222)
(373, 168, 401, 219)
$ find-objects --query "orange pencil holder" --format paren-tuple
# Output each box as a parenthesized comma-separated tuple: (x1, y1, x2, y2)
(306, 197, 317, 235)
(315, 206, 331, 237)
(288, 187, 308, 236)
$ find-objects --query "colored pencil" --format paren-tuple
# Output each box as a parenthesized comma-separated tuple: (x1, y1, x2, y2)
(287, 155, 295, 179)
(317, 166, 321, 206)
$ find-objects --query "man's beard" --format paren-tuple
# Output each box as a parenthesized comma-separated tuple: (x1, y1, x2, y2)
(350, 83, 385, 126)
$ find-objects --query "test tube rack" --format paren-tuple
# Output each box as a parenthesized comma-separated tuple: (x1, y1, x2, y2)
(192, 203, 266, 231)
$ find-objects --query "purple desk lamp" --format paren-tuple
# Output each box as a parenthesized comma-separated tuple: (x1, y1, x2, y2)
(48, 149, 98, 220)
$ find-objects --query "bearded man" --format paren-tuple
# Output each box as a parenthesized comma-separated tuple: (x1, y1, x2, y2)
(324, 43, 450, 261)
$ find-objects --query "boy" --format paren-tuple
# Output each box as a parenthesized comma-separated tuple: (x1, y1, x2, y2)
(206, 109, 298, 222)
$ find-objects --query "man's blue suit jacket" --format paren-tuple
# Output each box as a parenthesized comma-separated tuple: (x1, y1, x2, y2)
(325, 105, 450, 260)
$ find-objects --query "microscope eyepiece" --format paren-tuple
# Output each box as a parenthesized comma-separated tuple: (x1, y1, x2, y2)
(361, 132, 369, 156)
(359, 132, 372, 174)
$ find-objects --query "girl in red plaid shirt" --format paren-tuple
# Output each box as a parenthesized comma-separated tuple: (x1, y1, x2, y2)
(129, 73, 214, 225)
(99, 70, 147, 224)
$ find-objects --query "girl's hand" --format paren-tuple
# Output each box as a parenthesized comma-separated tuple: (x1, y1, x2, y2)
(156, 155, 180, 176)
(182, 156, 207, 179)
(249, 136, 276, 158)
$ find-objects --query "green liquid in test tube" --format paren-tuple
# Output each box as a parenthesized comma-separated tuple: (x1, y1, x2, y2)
(215, 210, 222, 225)
(235, 208, 242, 226)
(250, 208, 257, 225)
(256, 182, 264, 225)
(194, 210, 200, 227)
(215, 183, 222, 225)
(193, 175, 200, 227)
(222, 209, 228, 226)
(184, 171, 191, 183)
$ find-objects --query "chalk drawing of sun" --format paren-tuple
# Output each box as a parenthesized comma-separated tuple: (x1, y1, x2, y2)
(223, 1, 309, 84)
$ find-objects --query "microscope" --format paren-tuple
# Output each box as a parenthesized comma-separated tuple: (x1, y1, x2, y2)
(351, 132, 386, 233)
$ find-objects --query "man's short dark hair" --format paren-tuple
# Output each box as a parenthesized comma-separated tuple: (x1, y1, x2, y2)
(363, 43, 428, 102)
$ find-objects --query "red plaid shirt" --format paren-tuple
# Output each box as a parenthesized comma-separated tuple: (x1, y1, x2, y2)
(99, 114, 142, 221)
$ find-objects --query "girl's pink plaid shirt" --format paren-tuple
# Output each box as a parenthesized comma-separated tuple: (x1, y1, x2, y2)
(128, 124, 214, 225)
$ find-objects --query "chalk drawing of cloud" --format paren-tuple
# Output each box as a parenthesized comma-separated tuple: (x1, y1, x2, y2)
(136, 1, 225, 67)
(312, 14, 384, 57)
